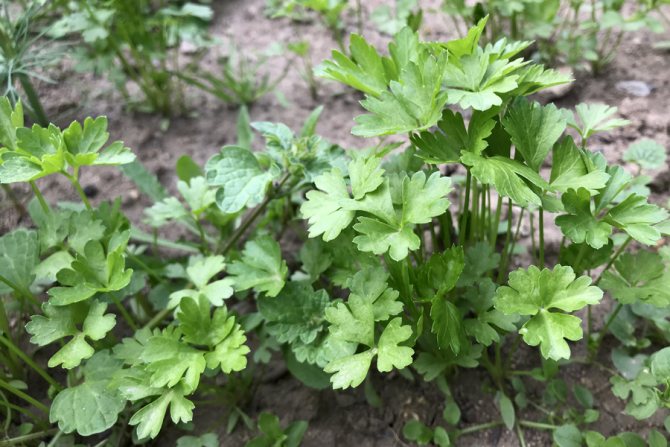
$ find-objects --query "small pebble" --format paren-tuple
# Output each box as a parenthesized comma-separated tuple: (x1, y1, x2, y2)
(83, 185, 99, 198)
(615, 80, 653, 97)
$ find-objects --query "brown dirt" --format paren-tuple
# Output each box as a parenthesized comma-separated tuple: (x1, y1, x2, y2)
(2, 0, 670, 445)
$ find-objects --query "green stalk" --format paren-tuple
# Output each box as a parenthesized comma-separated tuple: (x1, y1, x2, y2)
(519, 420, 559, 430)
(590, 303, 623, 357)
(0, 428, 58, 446)
(529, 212, 537, 263)
(64, 169, 91, 210)
(456, 421, 504, 436)
(0, 378, 49, 413)
(497, 199, 514, 283)
(18, 74, 48, 127)
(221, 172, 291, 255)
(29, 181, 49, 214)
(0, 335, 60, 390)
(469, 179, 479, 242)
(438, 211, 453, 248)
(490, 195, 503, 249)
(143, 306, 171, 331)
(594, 236, 632, 286)
(506, 208, 526, 267)
(111, 297, 138, 331)
(459, 170, 472, 243)
(538, 208, 545, 269)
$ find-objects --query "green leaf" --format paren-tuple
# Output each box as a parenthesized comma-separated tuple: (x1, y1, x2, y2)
(27, 301, 116, 369)
(353, 217, 419, 261)
(403, 420, 434, 445)
(601, 251, 670, 307)
(258, 282, 330, 345)
(610, 372, 660, 420)
(175, 155, 204, 183)
(402, 171, 452, 224)
(144, 197, 189, 227)
(556, 188, 612, 249)
(177, 433, 219, 447)
(348, 154, 384, 200)
(168, 255, 233, 308)
(0, 97, 21, 150)
(605, 194, 668, 245)
(48, 236, 133, 306)
(352, 54, 448, 137)
(316, 34, 390, 97)
(503, 98, 566, 171)
(119, 160, 168, 202)
(301, 167, 356, 241)
(228, 236, 288, 297)
(411, 109, 496, 164)
(567, 103, 630, 142)
(129, 388, 194, 440)
(50, 351, 125, 436)
(205, 146, 276, 213)
(0, 229, 39, 296)
(549, 137, 609, 194)
(494, 265, 603, 360)
(324, 350, 375, 389)
(521, 311, 583, 361)
(376, 317, 414, 372)
(461, 152, 548, 207)
(443, 47, 526, 110)
(624, 139, 667, 170)
(496, 392, 515, 430)
(553, 424, 582, 447)
(430, 299, 465, 354)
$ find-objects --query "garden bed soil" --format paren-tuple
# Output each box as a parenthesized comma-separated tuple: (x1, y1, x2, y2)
(2, 0, 670, 445)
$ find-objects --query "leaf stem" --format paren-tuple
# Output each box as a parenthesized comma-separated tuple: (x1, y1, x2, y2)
(0, 378, 49, 414)
(519, 420, 558, 430)
(29, 181, 49, 214)
(0, 335, 60, 391)
(64, 169, 92, 211)
(143, 307, 171, 331)
(111, 297, 138, 331)
(456, 420, 503, 436)
(221, 172, 291, 255)
(594, 236, 632, 286)
(0, 428, 59, 446)
(459, 169, 472, 243)
(538, 208, 545, 269)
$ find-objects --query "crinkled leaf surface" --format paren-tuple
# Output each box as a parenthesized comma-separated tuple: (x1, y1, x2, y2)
(205, 145, 276, 213)
(228, 236, 288, 297)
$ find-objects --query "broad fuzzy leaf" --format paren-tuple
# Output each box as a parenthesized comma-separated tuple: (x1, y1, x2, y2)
(601, 251, 670, 307)
(205, 145, 276, 213)
(228, 236, 288, 297)
(0, 229, 39, 296)
(623, 139, 667, 170)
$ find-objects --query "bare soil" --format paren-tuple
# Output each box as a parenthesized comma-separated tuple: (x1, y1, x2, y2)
(2, 0, 669, 445)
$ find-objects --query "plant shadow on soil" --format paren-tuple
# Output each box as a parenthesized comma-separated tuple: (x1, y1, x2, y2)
(2, 0, 669, 445)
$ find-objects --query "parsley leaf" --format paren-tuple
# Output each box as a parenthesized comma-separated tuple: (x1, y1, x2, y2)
(0, 229, 39, 297)
(27, 301, 116, 369)
(601, 251, 670, 307)
(168, 255, 233, 308)
(556, 188, 612, 249)
(502, 98, 566, 171)
(494, 265, 603, 360)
